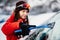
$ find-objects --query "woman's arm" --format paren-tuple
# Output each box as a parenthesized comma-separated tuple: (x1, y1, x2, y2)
(1, 22, 20, 35)
(1, 12, 22, 35)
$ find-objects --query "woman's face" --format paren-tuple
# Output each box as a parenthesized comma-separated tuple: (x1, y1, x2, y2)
(19, 10, 28, 19)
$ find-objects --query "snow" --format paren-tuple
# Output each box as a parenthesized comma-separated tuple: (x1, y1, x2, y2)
(47, 13, 60, 40)
(29, 13, 56, 26)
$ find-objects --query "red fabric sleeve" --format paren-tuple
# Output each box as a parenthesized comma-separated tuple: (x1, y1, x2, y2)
(1, 12, 22, 35)
(1, 22, 20, 35)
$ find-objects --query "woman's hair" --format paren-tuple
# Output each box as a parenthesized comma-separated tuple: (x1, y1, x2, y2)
(14, 1, 29, 24)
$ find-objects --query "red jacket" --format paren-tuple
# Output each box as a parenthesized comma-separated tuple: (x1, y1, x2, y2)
(1, 12, 23, 40)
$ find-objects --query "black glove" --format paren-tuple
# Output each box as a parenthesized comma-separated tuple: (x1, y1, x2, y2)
(14, 22, 36, 37)
(14, 22, 30, 37)
(20, 22, 30, 37)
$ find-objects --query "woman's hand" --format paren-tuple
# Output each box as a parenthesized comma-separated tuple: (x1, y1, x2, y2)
(20, 22, 30, 37)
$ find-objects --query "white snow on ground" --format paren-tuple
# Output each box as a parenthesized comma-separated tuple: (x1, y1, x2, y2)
(47, 13, 60, 40)
(48, 20, 60, 40)
(28, 13, 56, 26)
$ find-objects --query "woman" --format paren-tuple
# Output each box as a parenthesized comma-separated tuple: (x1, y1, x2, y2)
(1, 1, 30, 40)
